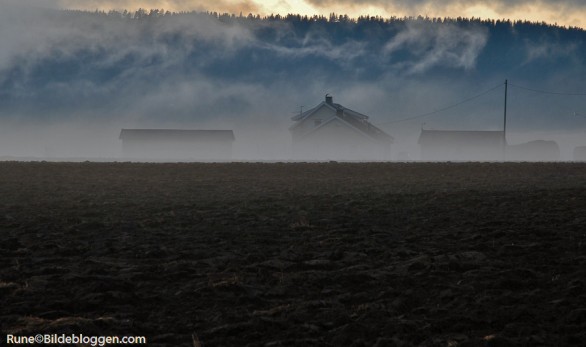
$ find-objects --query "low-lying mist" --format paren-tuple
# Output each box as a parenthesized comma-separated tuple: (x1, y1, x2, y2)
(1, 7, 585, 161)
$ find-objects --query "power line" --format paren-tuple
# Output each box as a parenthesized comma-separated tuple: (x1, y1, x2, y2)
(509, 83, 586, 96)
(377, 82, 504, 125)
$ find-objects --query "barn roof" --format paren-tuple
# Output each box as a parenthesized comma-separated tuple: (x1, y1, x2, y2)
(119, 129, 235, 141)
(418, 130, 504, 146)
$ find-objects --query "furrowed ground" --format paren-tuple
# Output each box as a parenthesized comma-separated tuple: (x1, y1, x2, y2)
(1, 162, 585, 346)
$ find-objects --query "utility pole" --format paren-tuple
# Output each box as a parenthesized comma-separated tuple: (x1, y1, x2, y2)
(503, 79, 508, 161)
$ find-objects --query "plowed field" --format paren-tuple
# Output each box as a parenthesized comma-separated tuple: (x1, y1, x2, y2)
(1, 162, 585, 346)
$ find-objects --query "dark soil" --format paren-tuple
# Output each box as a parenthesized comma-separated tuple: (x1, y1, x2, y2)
(1, 162, 585, 346)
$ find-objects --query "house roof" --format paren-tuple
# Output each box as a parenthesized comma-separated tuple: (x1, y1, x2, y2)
(418, 130, 504, 146)
(119, 129, 235, 142)
(340, 113, 393, 143)
(291, 101, 369, 122)
(291, 97, 393, 143)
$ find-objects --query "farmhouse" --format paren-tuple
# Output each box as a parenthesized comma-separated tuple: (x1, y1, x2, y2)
(119, 129, 235, 161)
(418, 129, 505, 161)
(289, 95, 393, 160)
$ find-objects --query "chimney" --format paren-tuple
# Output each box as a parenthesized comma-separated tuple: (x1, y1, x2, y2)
(325, 94, 333, 105)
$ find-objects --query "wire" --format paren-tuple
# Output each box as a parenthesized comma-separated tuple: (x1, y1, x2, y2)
(376, 82, 504, 125)
(509, 83, 586, 96)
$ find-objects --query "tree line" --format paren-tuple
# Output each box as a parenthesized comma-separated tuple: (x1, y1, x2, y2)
(62, 8, 583, 33)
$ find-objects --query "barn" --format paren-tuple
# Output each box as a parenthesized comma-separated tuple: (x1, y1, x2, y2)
(418, 129, 505, 161)
(289, 95, 393, 160)
(119, 129, 235, 161)
(506, 140, 560, 161)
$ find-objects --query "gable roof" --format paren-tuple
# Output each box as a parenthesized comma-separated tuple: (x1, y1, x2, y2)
(119, 129, 235, 142)
(291, 101, 368, 122)
(291, 97, 393, 143)
(418, 130, 504, 146)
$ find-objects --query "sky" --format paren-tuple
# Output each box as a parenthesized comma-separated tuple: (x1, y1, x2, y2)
(50, 0, 586, 28)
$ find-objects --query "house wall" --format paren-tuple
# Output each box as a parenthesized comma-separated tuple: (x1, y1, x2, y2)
(506, 141, 560, 161)
(291, 106, 335, 141)
(122, 139, 233, 161)
(574, 146, 586, 161)
(421, 143, 503, 161)
(292, 118, 390, 160)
